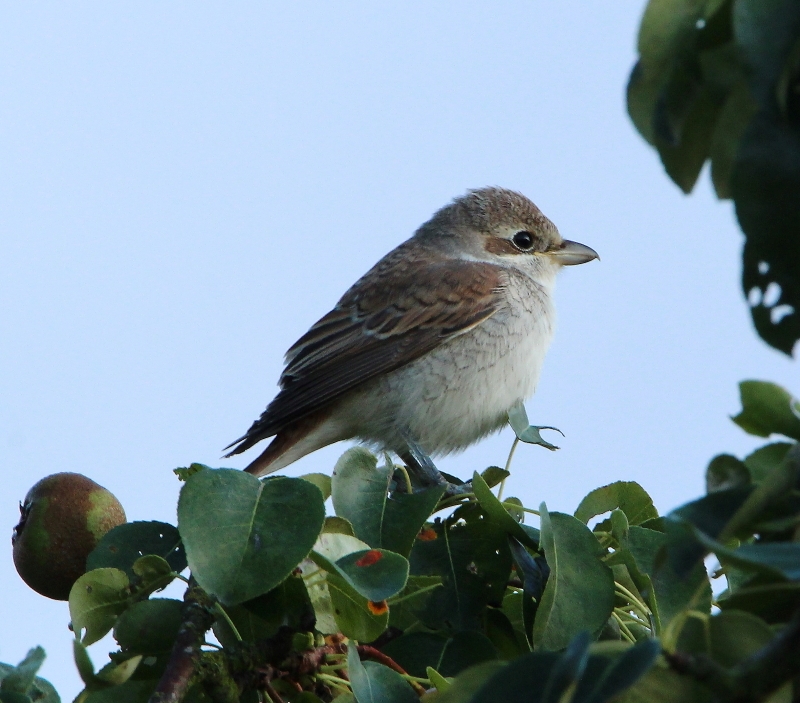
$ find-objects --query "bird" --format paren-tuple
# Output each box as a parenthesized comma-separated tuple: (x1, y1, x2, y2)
(225, 187, 597, 489)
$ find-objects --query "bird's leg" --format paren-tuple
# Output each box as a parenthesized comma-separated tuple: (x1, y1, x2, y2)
(398, 433, 473, 497)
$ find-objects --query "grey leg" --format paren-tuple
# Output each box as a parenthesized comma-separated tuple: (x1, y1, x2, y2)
(399, 432, 472, 497)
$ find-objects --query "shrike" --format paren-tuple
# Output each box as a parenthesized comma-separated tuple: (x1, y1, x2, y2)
(225, 187, 597, 488)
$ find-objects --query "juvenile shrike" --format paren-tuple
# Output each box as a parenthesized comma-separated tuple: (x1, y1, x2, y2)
(225, 187, 597, 486)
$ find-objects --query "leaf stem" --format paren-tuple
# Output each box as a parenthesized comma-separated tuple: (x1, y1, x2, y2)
(498, 438, 520, 500)
(501, 501, 539, 516)
(213, 603, 243, 642)
(387, 581, 442, 605)
(396, 464, 413, 495)
(612, 611, 638, 643)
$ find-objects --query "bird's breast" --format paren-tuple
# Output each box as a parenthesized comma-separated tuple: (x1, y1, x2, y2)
(350, 274, 556, 455)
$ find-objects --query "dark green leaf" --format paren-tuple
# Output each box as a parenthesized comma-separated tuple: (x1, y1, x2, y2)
(705, 454, 750, 493)
(347, 642, 417, 703)
(177, 469, 325, 605)
(382, 631, 498, 678)
(331, 448, 445, 557)
(744, 442, 793, 482)
(709, 80, 758, 198)
(676, 609, 774, 666)
(87, 521, 186, 578)
(410, 504, 511, 631)
(113, 599, 183, 654)
(573, 639, 660, 703)
(484, 607, 526, 659)
(69, 568, 131, 645)
(628, 524, 712, 630)
(575, 482, 658, 526)
(472, 472, 536, 548)
(542, 631, 590, 703)
(533, 506, 615, 651)
(718, 581, 800, 623)
(434, 661, 507, 703)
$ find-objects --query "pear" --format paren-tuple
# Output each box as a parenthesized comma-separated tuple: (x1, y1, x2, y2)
(13, 473, 126, 600)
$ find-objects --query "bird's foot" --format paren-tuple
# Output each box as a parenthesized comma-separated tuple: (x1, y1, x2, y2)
(398, 435, 472, 498)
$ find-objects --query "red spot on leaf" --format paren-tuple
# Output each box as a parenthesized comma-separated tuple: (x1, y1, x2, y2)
(355, 550, 383, 567)
(417, 528, 437, 542)
(368, 600, 389, 615)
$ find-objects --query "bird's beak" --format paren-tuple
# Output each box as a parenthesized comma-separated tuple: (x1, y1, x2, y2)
(546, 240, 599, 266)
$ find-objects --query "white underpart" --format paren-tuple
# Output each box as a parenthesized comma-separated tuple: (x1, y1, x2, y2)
(278, 259, 559, 463)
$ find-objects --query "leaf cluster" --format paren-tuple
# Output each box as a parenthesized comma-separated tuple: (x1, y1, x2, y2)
(628, 0, 800, 354)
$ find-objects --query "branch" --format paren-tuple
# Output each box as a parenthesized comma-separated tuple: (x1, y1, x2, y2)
(148, 582, 217, 703)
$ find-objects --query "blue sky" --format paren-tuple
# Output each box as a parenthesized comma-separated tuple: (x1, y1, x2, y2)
(0, 3, 796, 698)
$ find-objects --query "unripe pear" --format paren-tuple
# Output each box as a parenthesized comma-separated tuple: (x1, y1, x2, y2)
(12, 472, 126, 600)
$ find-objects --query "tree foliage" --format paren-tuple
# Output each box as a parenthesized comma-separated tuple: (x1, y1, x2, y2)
(627, 0, 800, 355)
(6, 381, 800, 702)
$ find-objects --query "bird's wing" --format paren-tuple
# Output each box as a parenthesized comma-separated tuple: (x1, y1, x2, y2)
(225, 252, 505, 454)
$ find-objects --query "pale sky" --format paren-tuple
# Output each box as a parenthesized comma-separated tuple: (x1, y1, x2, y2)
(1, 3, 796, 698)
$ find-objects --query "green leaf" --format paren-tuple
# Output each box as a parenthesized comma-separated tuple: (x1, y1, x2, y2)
(434, 661, 507, 703)
(709, 80, 758, 198)
(331, 447, 445, 557)
(177, 469, 325, 605)
(0, 648, 45, 696)
(410, 504, 512, 631)
(575, 482, 658, 526)
(382, 631, 499, 678)
(72, 640, 95, 685)
(69, 568, 131, 645)
(533, 506, 615, 651)
(472, 471, 536, 548)
(216, 574, 313, 646)
(627, 0, 707, 146)
(113, 599, 183, 654)
(734, 116, 800, 354)
(744, 442, 793, 482)
(732, 381, 800, 439)
(310, 548, 409, 602)
(705, 454, 750, 493)
(299, 532, 371, 635)
(328, 573, 388, 642)
(80, 679, 157, 703)
(507, 403, 561, 450)
(300, 473, 332, 501)
(541, 631, 590, 702)
(573, 639, 661, 703)
(0, 658, 59, 703)
(347, 642, 417, 703)
(481, 467, 510, 489)
(656, 83, 720, 193)
(87, 521, 186, 578)
(627, 525, 712, 631)
(718, 581, 800, 623)
(387, 575, 443, 631)
(695, 530, 800, 580)
(676, 609, 775, 666)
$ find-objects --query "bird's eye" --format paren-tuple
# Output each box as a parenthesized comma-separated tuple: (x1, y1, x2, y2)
(512, 231, 535, 250)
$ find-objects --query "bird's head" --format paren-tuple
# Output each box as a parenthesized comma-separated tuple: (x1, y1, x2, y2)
(417, 186, 598, 284)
